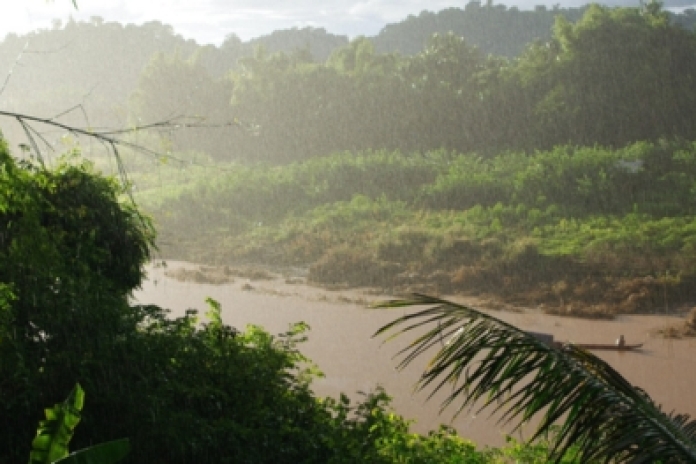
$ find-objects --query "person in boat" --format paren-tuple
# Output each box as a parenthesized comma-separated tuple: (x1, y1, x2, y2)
(616, 335, 626, 348)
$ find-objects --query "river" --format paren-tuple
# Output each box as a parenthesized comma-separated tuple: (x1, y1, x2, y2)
(133, 261, 696, 448)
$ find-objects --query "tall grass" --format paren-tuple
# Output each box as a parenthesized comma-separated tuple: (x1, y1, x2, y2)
(135, 140, 696, 314)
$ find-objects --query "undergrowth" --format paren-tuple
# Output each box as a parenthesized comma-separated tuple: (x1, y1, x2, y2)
(131, 141, 696, 317)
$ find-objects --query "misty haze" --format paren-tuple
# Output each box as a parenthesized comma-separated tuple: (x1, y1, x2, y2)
(2, 2, 696, 463)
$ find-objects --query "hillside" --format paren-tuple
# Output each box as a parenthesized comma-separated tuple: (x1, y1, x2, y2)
(133, 141, 696, 319)
(372, 4, 587, 57)
(3, 3, 696, 318)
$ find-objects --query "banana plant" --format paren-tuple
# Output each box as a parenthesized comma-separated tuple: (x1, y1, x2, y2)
(373, 294, 696, 463)
(29, 383, 129, 464)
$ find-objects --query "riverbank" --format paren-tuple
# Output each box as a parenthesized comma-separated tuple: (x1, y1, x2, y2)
(140, 142, 696, 320)
(154, 259, 696, 334)
(133, 260, 696, 447)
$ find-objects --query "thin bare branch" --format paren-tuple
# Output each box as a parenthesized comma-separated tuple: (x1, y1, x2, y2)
(0, 40, 30, 99)
(0, 109, 251, 184)
(0, 37, 74, 101)
(18, 118, 43, 166)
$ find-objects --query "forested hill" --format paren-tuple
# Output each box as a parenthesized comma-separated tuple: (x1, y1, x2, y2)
(373, 4, 587, 57)
(2, 2, 696, 159)
(373, 4, 696, 57)
(247, 28, 349, 61)
(0, 19, 243, 127)
(2, 2, 695, 120)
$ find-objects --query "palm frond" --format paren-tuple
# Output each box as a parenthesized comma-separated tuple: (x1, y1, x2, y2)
(373, 294, 696, 463)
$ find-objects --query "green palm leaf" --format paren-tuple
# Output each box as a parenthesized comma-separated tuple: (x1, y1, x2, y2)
(373, 294, 696, 463)
(29, 384, 84, 464)
(28, 383, 129, 464)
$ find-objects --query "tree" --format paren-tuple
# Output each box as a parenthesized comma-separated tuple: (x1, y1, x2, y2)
(0, 140, 477, 463)
(402, 33, 487, 152)
(129, 51, 236, 159)
(514, 3, 696, 149)
(374, 294, 696, 463)
(0, 140, 154, 459)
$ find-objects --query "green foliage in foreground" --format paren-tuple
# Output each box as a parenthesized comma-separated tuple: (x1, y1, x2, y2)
(0, 141, 154, 458)
(375, 294, 696, 463)
(29, 383, 84, 464)
(29, 383, 130, 464)
(0, 144, 588, 462)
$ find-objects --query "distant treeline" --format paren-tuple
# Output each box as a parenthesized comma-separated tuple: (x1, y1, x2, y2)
(2, 2, 696, 162)
(130, 3, 696, 162)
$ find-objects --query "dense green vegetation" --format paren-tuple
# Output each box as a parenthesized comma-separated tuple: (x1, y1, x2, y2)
(5, 1, 696, 461)
(109, 3, 696, 317)
(3, 2, 696, 161)
(117, 3, 696, 163)
(0, 140, 593, 463)
(29, 384, 130, 464)
(143, 140, 696, 316)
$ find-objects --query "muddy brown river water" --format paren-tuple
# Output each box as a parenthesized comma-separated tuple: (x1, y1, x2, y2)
(133, 262, 696, 448)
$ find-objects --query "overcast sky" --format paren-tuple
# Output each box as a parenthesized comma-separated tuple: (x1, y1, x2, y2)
(4, 0, 693, 45)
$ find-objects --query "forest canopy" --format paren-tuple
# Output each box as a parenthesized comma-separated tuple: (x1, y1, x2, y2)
(4, 2, 695, 314)
(126, 3, 696, 162)
(2, 2, 696, 162)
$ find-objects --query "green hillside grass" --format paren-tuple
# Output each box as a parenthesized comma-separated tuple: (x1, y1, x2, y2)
(131, 140, 696, 318)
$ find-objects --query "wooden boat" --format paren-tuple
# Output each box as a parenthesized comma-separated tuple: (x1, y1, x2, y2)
(526, 332, 643, 351)
(564, 342, 643, 351)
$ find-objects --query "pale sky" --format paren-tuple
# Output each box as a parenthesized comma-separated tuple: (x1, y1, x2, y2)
(4, 0, 694, 45)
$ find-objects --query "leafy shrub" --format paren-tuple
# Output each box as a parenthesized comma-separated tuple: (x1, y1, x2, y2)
(309, 245, 401, 286)
(29, 383, 129, 464)
(0, 143, 153, 460)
